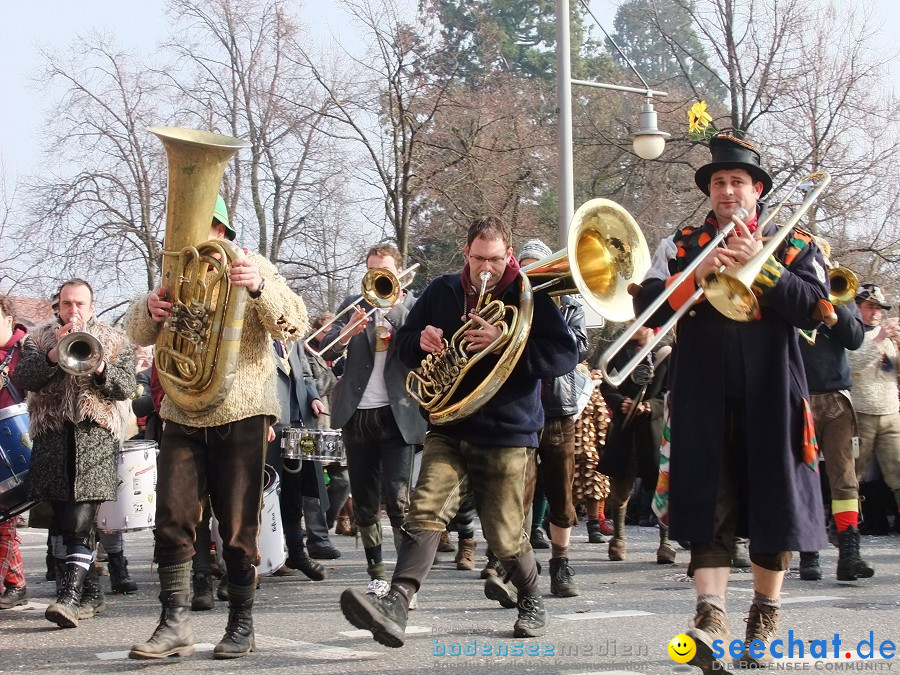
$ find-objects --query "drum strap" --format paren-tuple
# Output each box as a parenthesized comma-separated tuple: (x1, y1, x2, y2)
(0, 340, 23, 404)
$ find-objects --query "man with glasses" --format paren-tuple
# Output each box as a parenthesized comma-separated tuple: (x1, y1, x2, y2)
(847, 283, 900, 538)
(339, 216, 578, 646)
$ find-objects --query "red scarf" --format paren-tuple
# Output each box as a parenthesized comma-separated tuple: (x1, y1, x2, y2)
(460, 257, 521, 313)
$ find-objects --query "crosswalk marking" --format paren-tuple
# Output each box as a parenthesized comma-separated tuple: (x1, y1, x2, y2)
(340, 624, 432, 638)
(554, 609, 654, 621)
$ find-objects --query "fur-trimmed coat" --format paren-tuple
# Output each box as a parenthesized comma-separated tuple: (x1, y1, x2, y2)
(13, 320, 136, 502)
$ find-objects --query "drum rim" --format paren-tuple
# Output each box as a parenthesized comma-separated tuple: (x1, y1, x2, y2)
(0, 403, 28, 422)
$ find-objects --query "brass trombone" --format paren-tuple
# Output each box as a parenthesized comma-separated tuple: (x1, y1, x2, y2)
(600, 171, 831, 388)
(305, 263, 420, 357)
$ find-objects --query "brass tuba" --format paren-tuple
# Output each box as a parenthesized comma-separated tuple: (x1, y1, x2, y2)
(149, 127, 251, 416)
(406, 199, 650, 425)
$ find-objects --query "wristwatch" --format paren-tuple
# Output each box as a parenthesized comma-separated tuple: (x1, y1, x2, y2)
(249, 278, 266, 299)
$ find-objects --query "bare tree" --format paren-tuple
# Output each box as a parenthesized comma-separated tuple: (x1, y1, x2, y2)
(22, 33, 169, 308)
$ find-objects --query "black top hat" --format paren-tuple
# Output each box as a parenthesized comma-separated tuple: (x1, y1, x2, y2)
(856, 283, 892, 310)
(694, 132, 773, 197)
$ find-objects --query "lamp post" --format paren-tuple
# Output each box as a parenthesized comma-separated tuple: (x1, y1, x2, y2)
(555, 0, 669, 244)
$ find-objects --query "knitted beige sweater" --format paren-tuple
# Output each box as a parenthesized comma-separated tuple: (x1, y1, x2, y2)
(847, 329, 900, 416)
(124, 253, 308, 428)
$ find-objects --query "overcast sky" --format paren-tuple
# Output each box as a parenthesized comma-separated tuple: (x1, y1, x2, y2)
(1, 0, 897, 187)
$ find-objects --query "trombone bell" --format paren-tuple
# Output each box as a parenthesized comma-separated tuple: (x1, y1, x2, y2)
(521, 198, 650, 323)
(829, 267, 859, 306)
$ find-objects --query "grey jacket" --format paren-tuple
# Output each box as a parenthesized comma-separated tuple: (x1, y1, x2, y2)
(543, 296, 590, 417)
(322, 292, 426, 445)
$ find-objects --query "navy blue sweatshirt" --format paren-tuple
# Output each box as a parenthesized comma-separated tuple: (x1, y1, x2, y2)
(797, 301, 864, 392)
(395, 273, 578, 447)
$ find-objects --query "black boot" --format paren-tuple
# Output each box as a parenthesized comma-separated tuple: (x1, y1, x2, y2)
(340, 587, 408, 648)
(191, 571, 214, 611)
(214, 582, 255, 659)
(129, 593, 196, 659)
(549, 556, 579, 597)
(78, 564, 107, 619)
(799, 551, 822, 581)
(54, 558, 67, 595)
(45, 564, 88, 628)
(285, 545, 327, 581)
(513, 594, 547, 638)
(836, 525, 875, 581)
(586, 519, 606, 544)
(108, 551, 138, 594)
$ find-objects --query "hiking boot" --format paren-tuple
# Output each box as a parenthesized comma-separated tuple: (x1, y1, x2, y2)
(108, 552, 138, 594)
(656, 540, 677, 565)
(455, 539, 477, 571)
(78, 565, 107, 620)
(307, 543, 341, 559)
(685, 601, 731, 671)
(129, 593, 195, 659)
(837, 525, 875, 581)
(529, 528, 549, 549)
(608, 536, 626, 561)
(734, 603, 781, 668)
(340, 587, 408, 648)
(191, 571, 214, 611)
(0, 585, 27, 609)
(285, 548, 327, 581)
(480, 551, 503, 579)
(437, 530, 455, 553)
(731, 537, 751, 568)
(549, 557, 580, 598)
(586, 519, 606, 543)
(45, 564, 88, 629)
(484, 575, 517, 609)
(335, 515, 353, 536)
(513, 594, 547, 638)
(217, 577, 228, 601)
(799, 551, 822, 581)
(213, 583, 255, 659)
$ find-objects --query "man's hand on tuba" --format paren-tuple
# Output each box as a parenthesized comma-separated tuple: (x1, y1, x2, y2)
(463, 312, 502, 353)
(147, 289, 173, 323)
(420, 325, 444, 353)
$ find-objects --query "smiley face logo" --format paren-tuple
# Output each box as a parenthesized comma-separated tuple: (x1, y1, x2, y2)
(667, 633, 696, 663)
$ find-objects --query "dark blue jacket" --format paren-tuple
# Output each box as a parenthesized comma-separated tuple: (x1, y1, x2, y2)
(798, 302, 864, 392)
(395, 272, 578, 447)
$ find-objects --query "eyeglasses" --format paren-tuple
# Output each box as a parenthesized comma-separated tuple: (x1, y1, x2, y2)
(468, 254, 507, 265)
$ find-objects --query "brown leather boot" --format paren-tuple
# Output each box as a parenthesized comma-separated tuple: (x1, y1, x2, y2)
(734, 603, 781, 668)
(455, 539, 477, 570)
(685, 601, 731, 671)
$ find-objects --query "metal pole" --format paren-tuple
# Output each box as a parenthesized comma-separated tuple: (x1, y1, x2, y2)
(556, 0, 574, 248)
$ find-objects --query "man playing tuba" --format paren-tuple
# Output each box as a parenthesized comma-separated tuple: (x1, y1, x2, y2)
(125, 196, 309, 660)
(339, 216, 578, 646)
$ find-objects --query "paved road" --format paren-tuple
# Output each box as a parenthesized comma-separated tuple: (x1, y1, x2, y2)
(2, 521, 898, 674)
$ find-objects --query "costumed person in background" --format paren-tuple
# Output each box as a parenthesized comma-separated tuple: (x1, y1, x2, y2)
(0, 296, 29, 609)
(599, 321, 671, 564)
(516, 239, 591, 598)
(339, 216, 578, 646)
(14, 280, 136, 628)
(125, 195, 309, 660)
(270, 339, 330, 579)
(796, 261, 873, 582)
(319, 243, 426, 599)
(571, 366, 611, 545)
(631, 132, 829, 670)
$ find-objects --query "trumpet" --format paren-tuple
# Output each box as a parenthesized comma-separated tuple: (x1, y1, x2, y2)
(305, 263, 420, 357)
(600, 171, 831, 387)
(57, 315, 104, 377)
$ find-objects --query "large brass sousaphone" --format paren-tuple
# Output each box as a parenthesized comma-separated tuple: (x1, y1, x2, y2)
(149, 127, 251, 416)
(406, 198, 650, 425)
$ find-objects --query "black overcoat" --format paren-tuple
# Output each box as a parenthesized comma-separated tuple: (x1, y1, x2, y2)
(635, 213, 829, 552)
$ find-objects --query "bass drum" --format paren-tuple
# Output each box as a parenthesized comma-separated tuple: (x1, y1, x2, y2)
(96, 440, 158, 532)
(0, 403, 37, 523)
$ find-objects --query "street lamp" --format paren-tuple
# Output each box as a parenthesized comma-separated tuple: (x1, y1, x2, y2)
(555, 0, 669, 243)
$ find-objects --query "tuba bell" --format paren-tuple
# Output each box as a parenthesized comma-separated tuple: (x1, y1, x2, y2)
(406, 198, 650, 425)
(149, 127, 251, 416)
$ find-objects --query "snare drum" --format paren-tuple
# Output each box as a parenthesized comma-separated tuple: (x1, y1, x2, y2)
(96, 440, 157, 532)
(0, 403, 37, 523)
(210, 464, 286, 576)
(281, 428, 346, 464)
